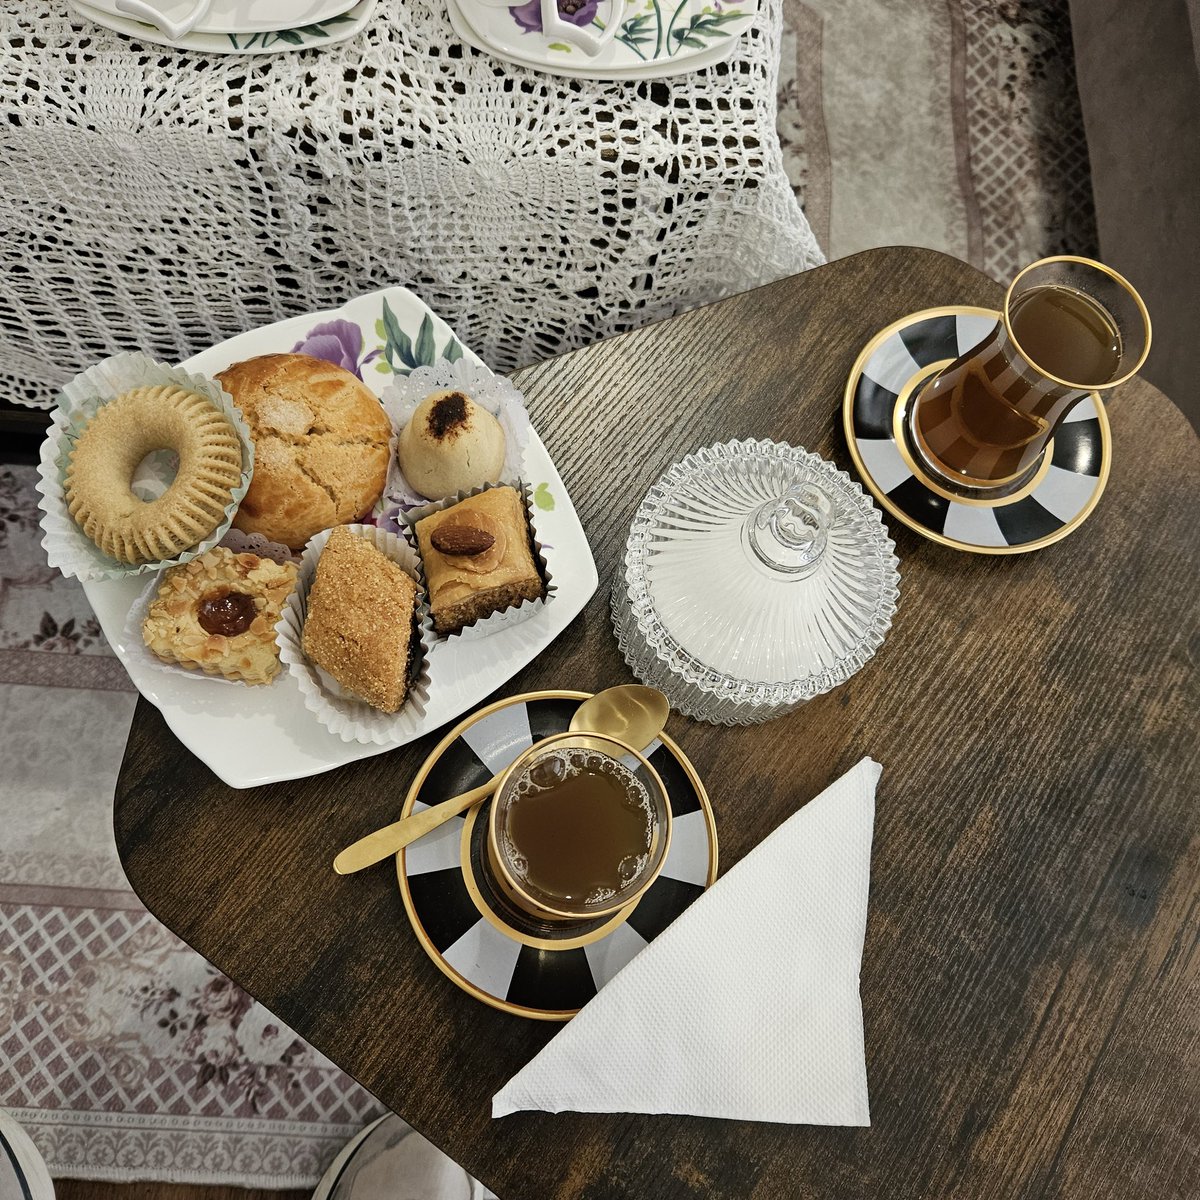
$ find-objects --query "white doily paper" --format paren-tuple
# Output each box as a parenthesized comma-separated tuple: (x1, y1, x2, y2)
(217, 528, 298, 565)
(0, 0, 823, 409)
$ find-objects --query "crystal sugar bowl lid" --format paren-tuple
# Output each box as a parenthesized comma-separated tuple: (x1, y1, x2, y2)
(611, 440, 900, 725)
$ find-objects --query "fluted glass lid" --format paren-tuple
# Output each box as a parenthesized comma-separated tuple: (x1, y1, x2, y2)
(621, 440, 899, 710)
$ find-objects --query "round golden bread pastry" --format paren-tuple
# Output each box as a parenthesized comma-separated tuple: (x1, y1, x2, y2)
(398, 389, 506, 500)
(64, 384, 243, 565)
(217, 353, 392, 549)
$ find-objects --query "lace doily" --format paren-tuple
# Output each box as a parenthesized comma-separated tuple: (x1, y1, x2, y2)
(0, 0, 822, 409)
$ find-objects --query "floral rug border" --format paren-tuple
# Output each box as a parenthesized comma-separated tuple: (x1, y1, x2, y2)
(8, 1105, 367, 1186)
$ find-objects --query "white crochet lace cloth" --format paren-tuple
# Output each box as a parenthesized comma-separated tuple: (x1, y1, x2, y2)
(0, 0, 821, 409)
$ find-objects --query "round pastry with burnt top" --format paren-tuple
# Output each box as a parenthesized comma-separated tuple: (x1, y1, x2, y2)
(397, 389, 507, 500)
(142, 546, 298, 685)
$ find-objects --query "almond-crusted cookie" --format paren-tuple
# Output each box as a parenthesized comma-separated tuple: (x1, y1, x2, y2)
(142, 547, 297, 685)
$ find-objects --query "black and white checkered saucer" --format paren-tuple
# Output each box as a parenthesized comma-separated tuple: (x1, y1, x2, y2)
(843, 306, 1111, 553)
(397, 691, 717, 1021)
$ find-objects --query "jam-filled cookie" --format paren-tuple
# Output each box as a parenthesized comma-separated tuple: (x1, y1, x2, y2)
(142, 547, 297, 685)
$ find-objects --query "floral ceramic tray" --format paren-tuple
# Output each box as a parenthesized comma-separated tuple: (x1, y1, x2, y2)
(70, 0, 376, 54)
(77, 288, 597, 789)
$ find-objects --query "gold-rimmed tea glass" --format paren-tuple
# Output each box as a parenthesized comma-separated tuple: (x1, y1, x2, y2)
(486, 732, 672, 925)
(908, 256, 1151, 491)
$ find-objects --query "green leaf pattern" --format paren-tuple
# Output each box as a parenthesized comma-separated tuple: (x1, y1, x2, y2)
(667, 9, 746, 52)
(608, 1, 751, 61)
(375, 298, 465, 378)
(413, 314, 436, 367)
(227, 12, 356, 51)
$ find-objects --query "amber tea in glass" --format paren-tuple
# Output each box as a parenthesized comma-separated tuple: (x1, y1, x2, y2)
(909, 257, 1150, 491)
(486, 732, 672, 923)
(503, 752, 653, 908)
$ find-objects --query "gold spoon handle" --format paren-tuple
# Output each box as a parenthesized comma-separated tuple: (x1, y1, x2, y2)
(332, 778, 495, 875)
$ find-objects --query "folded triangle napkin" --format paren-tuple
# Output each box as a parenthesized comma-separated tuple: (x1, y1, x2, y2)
(492, 756, 881, 1125)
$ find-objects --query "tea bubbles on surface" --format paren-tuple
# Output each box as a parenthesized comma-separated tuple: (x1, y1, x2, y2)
(501, 748, 655, 907)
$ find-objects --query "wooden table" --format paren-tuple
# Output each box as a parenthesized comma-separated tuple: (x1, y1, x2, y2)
(113, 248, 1200, 1200)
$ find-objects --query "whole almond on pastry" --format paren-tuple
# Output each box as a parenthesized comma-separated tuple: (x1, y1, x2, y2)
(430, 526, 496, 557)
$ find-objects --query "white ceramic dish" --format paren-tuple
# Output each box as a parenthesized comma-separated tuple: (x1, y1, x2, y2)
(449, 0, 756, 80)
(91, 0, 359, 37)
(78, 287, 598, 788)
(70, 0, 376, 53)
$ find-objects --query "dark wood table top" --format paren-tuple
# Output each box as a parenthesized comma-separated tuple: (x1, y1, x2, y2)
(113, 247, 1200, 1200)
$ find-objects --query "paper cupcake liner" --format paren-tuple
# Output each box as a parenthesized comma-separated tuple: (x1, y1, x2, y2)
(276, 523, 435, 745)
(380, 357, 532, 508)
(36, 352, 254, 582)
(402, 480, 555, 643)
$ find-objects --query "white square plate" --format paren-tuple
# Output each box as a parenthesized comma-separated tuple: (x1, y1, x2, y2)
(79, 287, 597, 789)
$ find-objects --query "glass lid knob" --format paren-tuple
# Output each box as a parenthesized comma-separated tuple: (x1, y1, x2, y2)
(744, 481, 836, 577)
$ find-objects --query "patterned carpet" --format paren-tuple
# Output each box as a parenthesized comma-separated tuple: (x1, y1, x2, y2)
(0, 1, 1097, 1187)
(0, 463, 384, 1187)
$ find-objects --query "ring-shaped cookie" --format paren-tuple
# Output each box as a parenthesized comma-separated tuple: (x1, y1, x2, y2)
(65, 384, 243, 564)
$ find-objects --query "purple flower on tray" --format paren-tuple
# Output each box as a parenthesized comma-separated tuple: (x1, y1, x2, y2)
(292, 319, 381, 380)
(510, 0, 600, 34)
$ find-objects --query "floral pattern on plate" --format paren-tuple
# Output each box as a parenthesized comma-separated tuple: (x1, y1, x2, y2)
(502, 0, 755, 61)
(226, 12, 358, 49)
(70, 0, 377, 55)
(292, 299, 465, 380)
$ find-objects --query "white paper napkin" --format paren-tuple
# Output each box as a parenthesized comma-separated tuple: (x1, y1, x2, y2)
(492, 756, 880, 1125)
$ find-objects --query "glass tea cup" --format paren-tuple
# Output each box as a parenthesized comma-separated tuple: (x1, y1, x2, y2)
(486, 732, 672, 924)
(908, 256, 1151, 492)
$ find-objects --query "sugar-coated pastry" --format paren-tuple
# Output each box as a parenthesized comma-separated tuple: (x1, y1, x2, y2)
(415, 486, 544, 636)
(142, 547, 297, 685)
(301, 526, 420, 713)
(218, 353, 391, 549)
(65, 384, 242, 564)
(397, 389, 507, 500)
